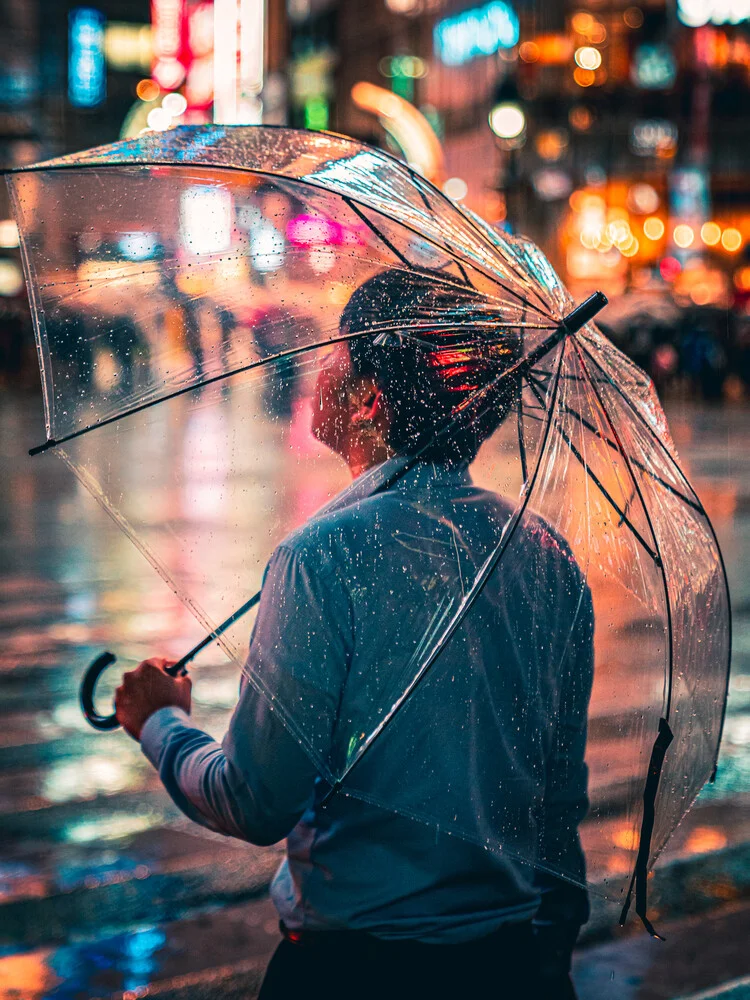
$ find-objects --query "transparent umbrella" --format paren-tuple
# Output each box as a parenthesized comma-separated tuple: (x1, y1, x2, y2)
(6, 125, 730, 935)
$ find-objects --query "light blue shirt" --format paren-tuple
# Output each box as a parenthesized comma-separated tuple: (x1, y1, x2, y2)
(142, 460, 593, 943)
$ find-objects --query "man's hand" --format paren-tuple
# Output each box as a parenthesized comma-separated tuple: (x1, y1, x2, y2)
(115, 658, 192, 741)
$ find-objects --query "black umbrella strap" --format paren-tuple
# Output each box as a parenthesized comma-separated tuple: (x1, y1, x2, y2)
(619, 717, 674, 938)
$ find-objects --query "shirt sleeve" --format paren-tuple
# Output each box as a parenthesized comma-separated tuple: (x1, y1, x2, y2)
(140, 541, 353, 845)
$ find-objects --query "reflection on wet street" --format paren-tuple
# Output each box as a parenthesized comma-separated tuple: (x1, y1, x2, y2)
(0, 392, 748, 999)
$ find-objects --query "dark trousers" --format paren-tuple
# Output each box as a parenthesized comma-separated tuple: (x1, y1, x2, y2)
(258, 921, 578, 1000)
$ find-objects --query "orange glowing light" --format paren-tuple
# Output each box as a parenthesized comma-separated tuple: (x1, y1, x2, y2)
(575, 46, 602, 70)
(673, 224, 695, 249)
(684, 826, 727, 855)
(643, 217, 665, 240)
(735, 266, 750, 291)
(351, 82, 445, 184)
(535, 129, 568, 161)
(519, 41, 540, 62)
(624, 6, 644, 28)
(613, 826, 639, 851)
(569, 105, 593, 131)
(573, 67, 595, 87)
(571, 11, 595, 34)
(136, 78, 160, 101)
(701, 221, 722, 246)
(530, 34, 574, 65)
(721, 227, 743, 252)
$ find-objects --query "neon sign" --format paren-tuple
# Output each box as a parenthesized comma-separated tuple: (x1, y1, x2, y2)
(68, 8, 106, 107)
(434, 1, 519, 67)
(678, 0, 750, 26)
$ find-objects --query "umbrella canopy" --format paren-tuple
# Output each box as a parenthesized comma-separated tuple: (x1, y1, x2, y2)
(7, 125, 730, 933)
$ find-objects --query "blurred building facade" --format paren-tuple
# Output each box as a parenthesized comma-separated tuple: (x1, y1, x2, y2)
(1, 0, 750, 393)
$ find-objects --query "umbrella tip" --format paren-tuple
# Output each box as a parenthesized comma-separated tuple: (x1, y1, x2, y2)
(562, 291, 608, 335)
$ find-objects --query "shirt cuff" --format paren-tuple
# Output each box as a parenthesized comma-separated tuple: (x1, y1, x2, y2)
(140, 706, 191, 768)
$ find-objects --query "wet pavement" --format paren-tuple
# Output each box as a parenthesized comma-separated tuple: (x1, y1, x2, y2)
(0, 391, 748, 998)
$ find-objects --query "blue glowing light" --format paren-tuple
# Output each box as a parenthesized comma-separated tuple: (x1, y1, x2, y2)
(434, 2, 519, 67)
(68, 8, 106, 108)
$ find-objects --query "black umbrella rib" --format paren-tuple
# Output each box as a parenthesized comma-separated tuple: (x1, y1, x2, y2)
(343, 197, 413, 268)
(524, 376, 660, 563)
(527, 374, 703, 514)
(578, 341, 708, 511)
(321, 339, 568, 805)
(29, 329, 389, 455)
(573, 340, 678, 939)
(573, 340, 674, 719)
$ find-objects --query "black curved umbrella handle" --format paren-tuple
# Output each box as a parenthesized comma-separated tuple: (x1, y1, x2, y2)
(80, 651, 189, 731)
(80, 651, 121, 730)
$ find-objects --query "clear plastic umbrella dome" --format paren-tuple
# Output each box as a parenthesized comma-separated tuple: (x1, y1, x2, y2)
(7, 125, 730, 932)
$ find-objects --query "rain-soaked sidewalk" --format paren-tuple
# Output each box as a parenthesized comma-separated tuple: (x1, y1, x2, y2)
(0, 391, 749, 999)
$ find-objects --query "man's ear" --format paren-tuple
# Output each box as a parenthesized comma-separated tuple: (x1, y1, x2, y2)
(350, 379, 383, 423)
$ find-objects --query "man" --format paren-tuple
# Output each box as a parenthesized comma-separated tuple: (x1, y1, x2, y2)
(116, 268, 593, 999)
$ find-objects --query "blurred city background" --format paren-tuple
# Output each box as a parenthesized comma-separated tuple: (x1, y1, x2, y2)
(1, 1, 750, 998)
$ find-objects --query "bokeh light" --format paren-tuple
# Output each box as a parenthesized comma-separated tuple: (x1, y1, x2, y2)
(136, 78, 160, 102)
(701, 221, 722, 246)
(488, 102, 526, 139)
(573, 67, 595, 87)
(721, 227, 743, 252)
(643, 217, 665, 240)
(442, 176, 469, 200)
(673, 224, 695, 248)
(575, 46, 602, 71)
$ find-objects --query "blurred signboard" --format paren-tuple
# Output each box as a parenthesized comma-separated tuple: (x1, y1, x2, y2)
(434, 1, 519, 66)
(68, 8, 106, 108)
(679, 0, 750, 26)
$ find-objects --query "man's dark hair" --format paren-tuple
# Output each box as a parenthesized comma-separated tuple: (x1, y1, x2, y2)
(341, 268, 522, 463)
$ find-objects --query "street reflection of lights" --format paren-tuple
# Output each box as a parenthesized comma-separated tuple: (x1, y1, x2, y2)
(136, 78, 160, 101)
(643, 217, 665, 240)
(488, 102, 525, 139)
(162, 92, 187, 116)
(44, 756, 137, 803)
(673, 224, 695, 248)
(575, 46, 602, 70)
(722, 227, 743, 252)
(573, 67, 595, 87)
(442, 176, 469, 201)
(0, 220, 19, 248)
(701, 221, 722, 246)
(624, 6, 644, 28)
(627, 182, 660, 214)
(64, 813, 159, 844)
(146, 106, 172, 131)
